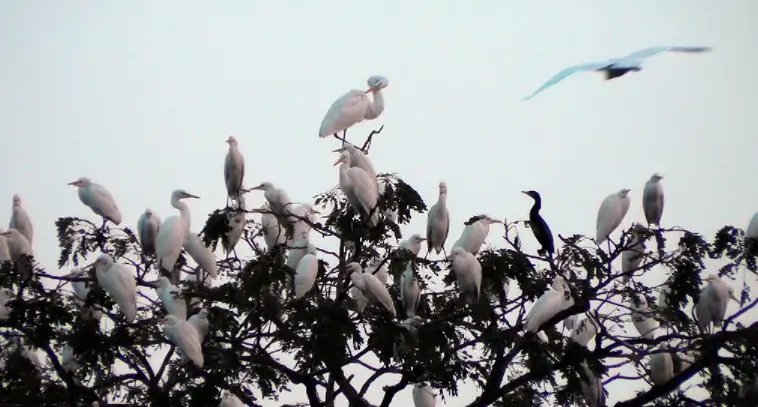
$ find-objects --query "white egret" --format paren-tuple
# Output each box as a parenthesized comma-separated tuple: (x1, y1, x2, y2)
(695, 274, 738, 333)
(621, 224, 646, 283)
(251, 203, 287, 251)
(332, 143, 378, 190)
(560, 288, 578, 332)
(0, 288, 12, 320)
(630, 294, 658, 339)
(161, 315, 204, 368)
(596, 189, 631, 245)
(1, 229, 33, 278)
(0, 229, 10, 262)
(454, 216, 503, 255)
(643, 173, 665, 227)
(319, 75, 389, 145)
(348, 262, 396, 317)
(400, 234, 426, 256)
(93, 254, 137, 323)
(350, 286, 369, 313)
(294, 245, 319, 298)
(578, 361, 604, 407)
(400, 263, 421, 318)
(9, 194, 33, 245)
(524, 276, 567, 333)
(187, 308, 209, 343)
(155, 189, 199, 280)
(367, 256, 388, 285)
(746, 211, 758, 255)
(570, 314, 601, 347)
(221, 391, 244, 407)
(224, 135, 245, 206)
(286, 239, 310, 270)
(68, 177, 122, 226)
(224, 197, 247, 255)
(69, 267, 102, 321)
(137, 209, 161, 256)
(246, 182, 293, 223)
(184, 233, 219, 281)
(334, 150, 380, 227)
(523, 46, 712, 100)
(447, 247, 482, 305)
(156, 276, 187, 320)
(650, 347, 674, 385)
(412, 383, 436, 407)
(426, 182, 450, 257)
(287, 203, 321, 240)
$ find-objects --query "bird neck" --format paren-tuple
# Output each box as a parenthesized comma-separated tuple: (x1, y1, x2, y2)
(530, 197, 542, 215)
(173, 199, 192, 230)
(437, 192, 447, 208)
(366, 89, 385, 118)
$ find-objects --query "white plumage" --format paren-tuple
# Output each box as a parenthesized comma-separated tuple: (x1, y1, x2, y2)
(137, 208, 161, 256)
(156, 276, 187, 320)
(570, 315, 601, 347)
(69, 266, 102, 321)
(400, 263, 421, 318)
(412, 383, 436, 407)
(187, 308, 209, 343)
(0, 230, 10, 262)
(220, 391, 244, 407)
(161, 314, 204, 368)
(695, 274, 738, 333)
(9, 194, 33, 245)
(348, 262, 396, 317)
(524, 276, 567, 333)
(596, 189, 631, 244)
(350, 286, 369, 313)
(93, 254, 137, 323)
(286, 239, 310, 270)
(68, 177, 122, 225)
(319, 76, 388, 142)
(224, 197, 247, 255)
(155, 189, 199, 282)
(453, 216, 503, 254)
(643, 173, 665, 227)
(252, 203, 287, 251)
(578, 362, 604, 407)
(448, 247, 482, 305)
(650, 348, 674, 385)
(332, 143, 378, 191)
(621, 224, 646, 283)
(334, 150, 379, 227)
(224, 135, 245, 204)
(367, 256, 388, 285)
(630, 294, 658, 339)
(426, 182, 450, 256)
(400, 234, 426, 256)
(247, 182, 293, 225)
(184, 233, 219, 280)
(294, 245, 319, 298)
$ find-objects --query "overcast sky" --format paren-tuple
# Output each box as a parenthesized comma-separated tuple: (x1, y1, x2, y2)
(1, 1, 757, 406)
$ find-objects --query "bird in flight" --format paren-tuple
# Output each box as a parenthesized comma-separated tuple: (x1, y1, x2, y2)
(522, 46, 712, 101)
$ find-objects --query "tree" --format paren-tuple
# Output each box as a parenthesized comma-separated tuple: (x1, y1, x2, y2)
(1, 129, 757, 407)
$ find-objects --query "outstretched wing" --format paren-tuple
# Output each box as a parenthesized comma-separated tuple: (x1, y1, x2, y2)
(522, 61, 612, 101)
(621, 46, 712, 62)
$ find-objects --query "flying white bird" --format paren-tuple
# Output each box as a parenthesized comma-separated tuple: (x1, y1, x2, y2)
(68, 267, 102, 321)
(578, 362, 604, 407)
(596, 189, 631, 245)
(650, 347, 675, 385)
(643, 173, 665, 227)
(221, 391, 244, 407)
(621, 224, 647, 283)
(294, 245, 319, 298)
(400, 234, 426, 256)
(400, 263, 421, 318)
(93, 254, 137, 323)
(570, 314, 602, 347)
(137, 209, 161, 256)
(745, 211, 758, 255)
(161, 314, 204, 368)
(224, 196, 247, 255)
(0, 229, 33, 278)
(367, 256, 388, 285)
(630, 294, 658, 339)
(155, 189, 199, 281)
(522, 46, 712, 100)
(319, 75, 389, 145)
(251, 203, 287, 251)
(68, 177, 122, 226)
(426, 182, 450, 257)
(9, 194, 33, 245)
(334, 150, 380, 227)
(524, 276, 567, 333)
(183, 233, 219, 281)
(412, 383, 436, 407)
(453, 216, 503, 255)
(348, 262, 396, 317)
(224, 135, 245, 206)
(332, 143, 378, 191)
(448, 247, 482, 305)
(187, 308, 209, 343)
(155, 276, 187, 320)
(695, 274, 738, 333)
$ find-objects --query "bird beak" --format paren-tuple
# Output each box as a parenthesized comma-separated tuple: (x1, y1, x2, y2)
(365, 83, 381, 93)
(331, 147, 346, 153)
(520, 191, 529, 196)
(247, 185, 264, 191)
(419, 237, 427, 241)
(185, 193, 200, 199)
(67, 181, 79, 186)
(0, 231, 9, 236)
(333, 157, 343, 166)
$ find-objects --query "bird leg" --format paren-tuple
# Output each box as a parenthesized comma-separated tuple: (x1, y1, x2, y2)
(332, 130, 349, 146)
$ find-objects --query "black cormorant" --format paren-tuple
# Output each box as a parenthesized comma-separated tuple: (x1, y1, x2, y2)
(521, 190, 555, 255)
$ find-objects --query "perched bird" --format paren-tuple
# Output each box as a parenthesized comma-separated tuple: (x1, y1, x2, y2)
(524, 276, 567, 333)
(400, 234, 426, 256)
(161, 315, 204, 368)
(0, 229, 33, 278)
(334, 150, 380, 227)
(695, 274, 738, 333)
(294, 245, 319, 298)
(332, 143, 378, 191)
(350, 286, 369, 313)
(521, 190, 555, 255)
(348, 262, 396, 317)
(523, 46, 712, 100)
(578, 362, 604, 407)
(9, 194, 33, 245)
(650, 347, 675, 385)
(367, 256, 388, 285)
(245, 182, 293, 226)
(630, 294, 658, 339)
(621, 224, 647, 282)
(400, 263, 421, 318)
(155, 189, 199, 282)
(68, 177, 122, 226)
(643, 173, 665, 227)
(412, 383, 436, 407)
(187, 308, 209, 343)
(155, 276, 187, 320)
(319, 75, 389, 145)
(224, 197, 247, 255)
(183, 233, 219, 280)
(286, 203, 321, 240)
(286, 239, 310, 271)
(426, 182, 450, 257)
(453, 216, 503, 254)
(93, 254, 137, 323)
(745, 211, 758, 255)
(251, 203, 287, 251)
(137, 209, 161, 256)
(68, 266, 102, 321)
(570, 314, 602, 347)
(224, 135, 245, 206)
(596, 189, 631, 245)
(448, 247, 482, 305)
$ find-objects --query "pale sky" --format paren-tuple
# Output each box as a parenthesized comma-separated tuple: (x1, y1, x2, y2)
(1, 1, 757, 406)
